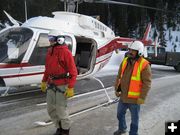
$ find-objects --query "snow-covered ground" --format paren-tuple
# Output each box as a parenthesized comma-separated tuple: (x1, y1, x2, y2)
(94, 51, 126, 77)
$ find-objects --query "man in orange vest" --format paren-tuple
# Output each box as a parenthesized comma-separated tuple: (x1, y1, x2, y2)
(114, 41, 152, 135)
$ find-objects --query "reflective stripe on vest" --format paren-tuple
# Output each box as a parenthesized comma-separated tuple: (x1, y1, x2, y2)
(120, 57, 149, 99)
(121, 57, 128, 78)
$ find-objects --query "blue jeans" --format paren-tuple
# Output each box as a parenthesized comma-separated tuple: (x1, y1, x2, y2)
(117, 100, 140, 135)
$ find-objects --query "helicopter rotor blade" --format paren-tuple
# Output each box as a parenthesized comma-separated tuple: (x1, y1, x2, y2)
(85, 0, 178, 13)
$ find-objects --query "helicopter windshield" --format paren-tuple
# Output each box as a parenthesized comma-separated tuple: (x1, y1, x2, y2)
(0, 27, 33, 63)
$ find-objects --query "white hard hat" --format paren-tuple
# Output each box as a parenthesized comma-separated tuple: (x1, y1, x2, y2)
(128, 41, 144, 56)
(48, 30, 65, 45)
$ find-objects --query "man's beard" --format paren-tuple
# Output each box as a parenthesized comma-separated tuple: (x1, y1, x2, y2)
(127, 52, 134, 59)
(127, 52, 139, 60)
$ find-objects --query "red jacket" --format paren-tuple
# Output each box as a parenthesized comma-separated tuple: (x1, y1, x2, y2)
(42, 45, 77, 88)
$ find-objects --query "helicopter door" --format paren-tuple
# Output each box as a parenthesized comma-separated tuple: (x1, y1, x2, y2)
(18, 30, 42, 86)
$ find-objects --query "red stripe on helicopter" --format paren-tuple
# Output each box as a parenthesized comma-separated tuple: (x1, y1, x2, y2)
(96, 37, 131, 58)
(0, 63, 31, 68)
(95, 56, 111, 65)
(96, 36, 152, 58)
(2, 72, 44, 78)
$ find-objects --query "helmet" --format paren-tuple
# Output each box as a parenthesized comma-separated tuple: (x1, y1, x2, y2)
(57, 36, 65, 45)
(128, 41, 144, 56)
(48, 30, 65, 45)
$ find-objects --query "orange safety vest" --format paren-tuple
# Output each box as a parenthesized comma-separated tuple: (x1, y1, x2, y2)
(120, 57, 149, 99)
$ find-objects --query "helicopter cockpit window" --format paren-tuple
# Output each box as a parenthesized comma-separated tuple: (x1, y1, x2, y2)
(29, 34, 73, 65)
(29, 33, 49, 65)
(37, 34, 49, 47)
(0, 27, 33, 63)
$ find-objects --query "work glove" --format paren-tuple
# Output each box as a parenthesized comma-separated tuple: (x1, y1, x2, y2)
(64, 87, 74, 98)
(137, 98, 144, 104)
(40, 82, 47, 92)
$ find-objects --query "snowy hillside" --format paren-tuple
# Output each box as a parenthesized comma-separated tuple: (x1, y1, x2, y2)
(165, 24, 180, 52)
(149, 24, 180, 52)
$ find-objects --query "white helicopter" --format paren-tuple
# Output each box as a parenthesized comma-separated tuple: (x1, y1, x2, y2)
(0, 0, 153, 87)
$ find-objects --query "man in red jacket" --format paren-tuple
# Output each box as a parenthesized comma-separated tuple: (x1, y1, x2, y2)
(41, 30, 77, 135)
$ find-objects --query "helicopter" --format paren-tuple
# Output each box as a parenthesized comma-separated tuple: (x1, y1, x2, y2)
(0, 0, 154, 87)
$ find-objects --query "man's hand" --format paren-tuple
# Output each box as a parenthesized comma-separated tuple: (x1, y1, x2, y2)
(40, 82, 47, 92)
(115, 91, 121, 97)
(64, 87, 74, 98)
(137, 98, 144, 104)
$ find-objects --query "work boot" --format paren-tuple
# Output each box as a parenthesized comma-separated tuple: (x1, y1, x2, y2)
(61, 128, 70, 135)
(53, 128, 61, 135)
(113, 129, 127, 135)
(53, 122, 62, 135)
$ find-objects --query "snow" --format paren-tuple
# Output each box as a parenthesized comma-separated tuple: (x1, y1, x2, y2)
(149, 24, 180, 52)
(165, 26, 180, 52)
(94, 51, 126, 77)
